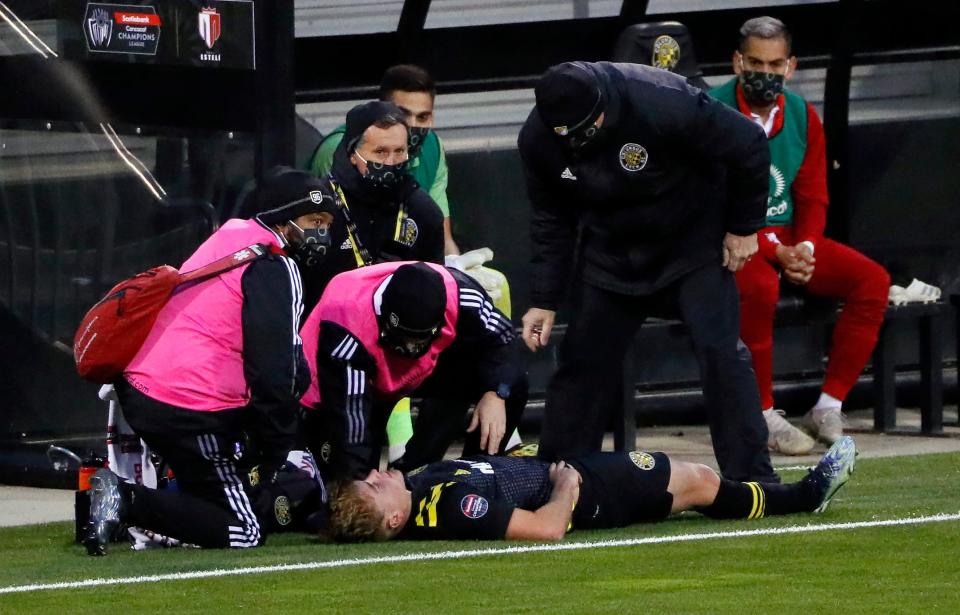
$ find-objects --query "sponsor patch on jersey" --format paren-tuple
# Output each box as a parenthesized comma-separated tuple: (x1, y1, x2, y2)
(340, 238, 353, 250)
(274, 495, 292, 526)
(652, 35, 681, 70)
(629, 451, 656, 471)
(619, 143, 648, 172)
(460, 494, 489, 519)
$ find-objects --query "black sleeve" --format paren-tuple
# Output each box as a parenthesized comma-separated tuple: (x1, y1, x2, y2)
(655, 86, 770, 235)
(518, 123, 579, 311)
(315, 321, 378, 480)
(449, 269, 526, 395)
(241, 254, 310, 478)
(404, 483, 514, 540)
(412, 191, 445, 264)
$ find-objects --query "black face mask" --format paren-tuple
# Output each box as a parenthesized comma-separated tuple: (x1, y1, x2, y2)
(565, 121, 605, 154)
(378, 327, 437, 359)
(289, 222, 331, 269)
(408, 126, 430, 159)
(739, 69, 785, 105)
(355, 151, 408, 190)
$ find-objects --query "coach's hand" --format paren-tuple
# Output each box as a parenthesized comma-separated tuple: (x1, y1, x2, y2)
(468, 391, 507, 454)
(522, 307, 556, 352)
(722, 232, 759, 272)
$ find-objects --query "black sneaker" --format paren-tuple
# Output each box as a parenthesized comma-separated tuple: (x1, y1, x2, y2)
(84, 469, 123, 556)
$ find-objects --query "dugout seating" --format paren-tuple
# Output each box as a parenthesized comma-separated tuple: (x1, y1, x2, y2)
(525, 291, 949, 452)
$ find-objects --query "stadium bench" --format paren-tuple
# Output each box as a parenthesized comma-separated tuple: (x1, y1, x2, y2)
(526, 293, 948, 452)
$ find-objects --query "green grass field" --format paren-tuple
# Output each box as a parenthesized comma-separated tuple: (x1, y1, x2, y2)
(1, 452, 958, 614)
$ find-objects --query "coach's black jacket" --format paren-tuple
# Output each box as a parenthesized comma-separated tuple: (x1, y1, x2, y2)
(300, 145, 445, 311)
(518, 61, 770, 309)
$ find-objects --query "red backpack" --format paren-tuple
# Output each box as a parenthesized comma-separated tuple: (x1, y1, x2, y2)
(73, 243, 280, 383)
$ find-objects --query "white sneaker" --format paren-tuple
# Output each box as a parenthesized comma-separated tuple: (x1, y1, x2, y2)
(803, 406, 845, 444)
(888, 278, 941, 305)
(810, 436, 858, 513)
(764, 409, 816, 455)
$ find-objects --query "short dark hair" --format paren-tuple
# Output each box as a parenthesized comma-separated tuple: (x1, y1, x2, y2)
(379, 64, 436, 101)
(738, 16, 792, 55)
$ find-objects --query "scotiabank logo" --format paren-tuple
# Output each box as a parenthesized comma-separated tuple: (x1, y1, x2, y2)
(114, 12, 161, 26)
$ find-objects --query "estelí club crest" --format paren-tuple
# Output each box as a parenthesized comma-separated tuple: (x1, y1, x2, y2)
(198, 7, 221, 49)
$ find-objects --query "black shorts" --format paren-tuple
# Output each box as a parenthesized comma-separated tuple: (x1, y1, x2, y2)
(568, 451, 673, 530)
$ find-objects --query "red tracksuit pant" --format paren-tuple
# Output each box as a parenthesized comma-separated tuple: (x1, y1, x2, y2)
(736, 227, 890, 409)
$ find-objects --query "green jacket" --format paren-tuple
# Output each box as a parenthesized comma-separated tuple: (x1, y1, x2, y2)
(307, 125, 450, 217)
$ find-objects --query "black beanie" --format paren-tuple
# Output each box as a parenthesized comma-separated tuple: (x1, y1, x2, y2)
(534, 62, 604, 135)
(254, 167, 337, 226)
(343, 100, 408, 153)
(377, 263, 447, 334)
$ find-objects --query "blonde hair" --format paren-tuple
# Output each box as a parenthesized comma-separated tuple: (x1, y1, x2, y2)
(328, 481, 388, 542)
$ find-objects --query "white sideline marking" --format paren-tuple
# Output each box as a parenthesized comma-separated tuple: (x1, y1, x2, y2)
(2, 512, 958, 595)
(775, 465, 814, 472)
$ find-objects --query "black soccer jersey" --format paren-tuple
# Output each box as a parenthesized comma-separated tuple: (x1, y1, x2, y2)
(398, 452, 675, 541)
(400, 455, 553, 540)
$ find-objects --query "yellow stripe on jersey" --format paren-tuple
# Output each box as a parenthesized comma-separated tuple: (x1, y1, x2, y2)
(414, 482, 455, 527)
(745, 482, 766, 519)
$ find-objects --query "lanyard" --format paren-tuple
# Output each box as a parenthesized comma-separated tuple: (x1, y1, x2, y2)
(328, 178, 409, 268)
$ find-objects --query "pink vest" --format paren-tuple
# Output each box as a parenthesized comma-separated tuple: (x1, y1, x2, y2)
(124, 219, 288, 411)
(300, 262, 459, 408)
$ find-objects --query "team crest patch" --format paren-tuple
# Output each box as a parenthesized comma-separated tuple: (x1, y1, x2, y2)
(397, 217, 419, 247)
(629, 451, 656, 471)
(309, 190, 324, 204)
(274, 495, 292, 526)
(619, 143, 648, 171)
(460, 494, 489, 519)
(320, 441, 331, 463)
(652, 35, 681, 70)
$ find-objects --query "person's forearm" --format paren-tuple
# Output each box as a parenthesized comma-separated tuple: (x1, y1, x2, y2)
(506, 485, 579, 540)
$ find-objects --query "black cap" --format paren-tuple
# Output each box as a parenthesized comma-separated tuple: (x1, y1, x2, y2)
(343, 100, 407, 153)
(376, 262, 446, 335)
(254, 166, 337, 226)
(534, 62, 604, 136)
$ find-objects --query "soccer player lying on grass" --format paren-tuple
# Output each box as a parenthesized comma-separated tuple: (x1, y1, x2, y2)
(328, 436, 857, 542)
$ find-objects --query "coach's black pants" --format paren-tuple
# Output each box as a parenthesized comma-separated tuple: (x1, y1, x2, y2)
(538, 264, 778, 483)
(116, 380, 263, 548)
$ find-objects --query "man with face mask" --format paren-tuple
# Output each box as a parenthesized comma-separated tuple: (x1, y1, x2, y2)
(709, 17, 890, 455)
(519, 60, 778, 484)
(84, 169, 336, 554)
(300, 100, 444, 312)
(310, 65, 459, 256)
(298, 261, 528, 482)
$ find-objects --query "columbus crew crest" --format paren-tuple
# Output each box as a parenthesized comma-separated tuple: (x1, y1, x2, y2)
(274, 495, 292, 526)
(397, 217, 419, 247)
(619, 143, 648, 172)
(652, 35, 681, 71)
(629, 451, 656, 471)
(198, 7, 221, 49)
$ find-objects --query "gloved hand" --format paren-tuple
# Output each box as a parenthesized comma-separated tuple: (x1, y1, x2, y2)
(445, 248, 503, 301)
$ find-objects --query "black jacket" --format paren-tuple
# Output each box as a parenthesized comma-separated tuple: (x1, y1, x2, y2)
(301, 145, 445, 311)
(518, 62, 770, 309)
